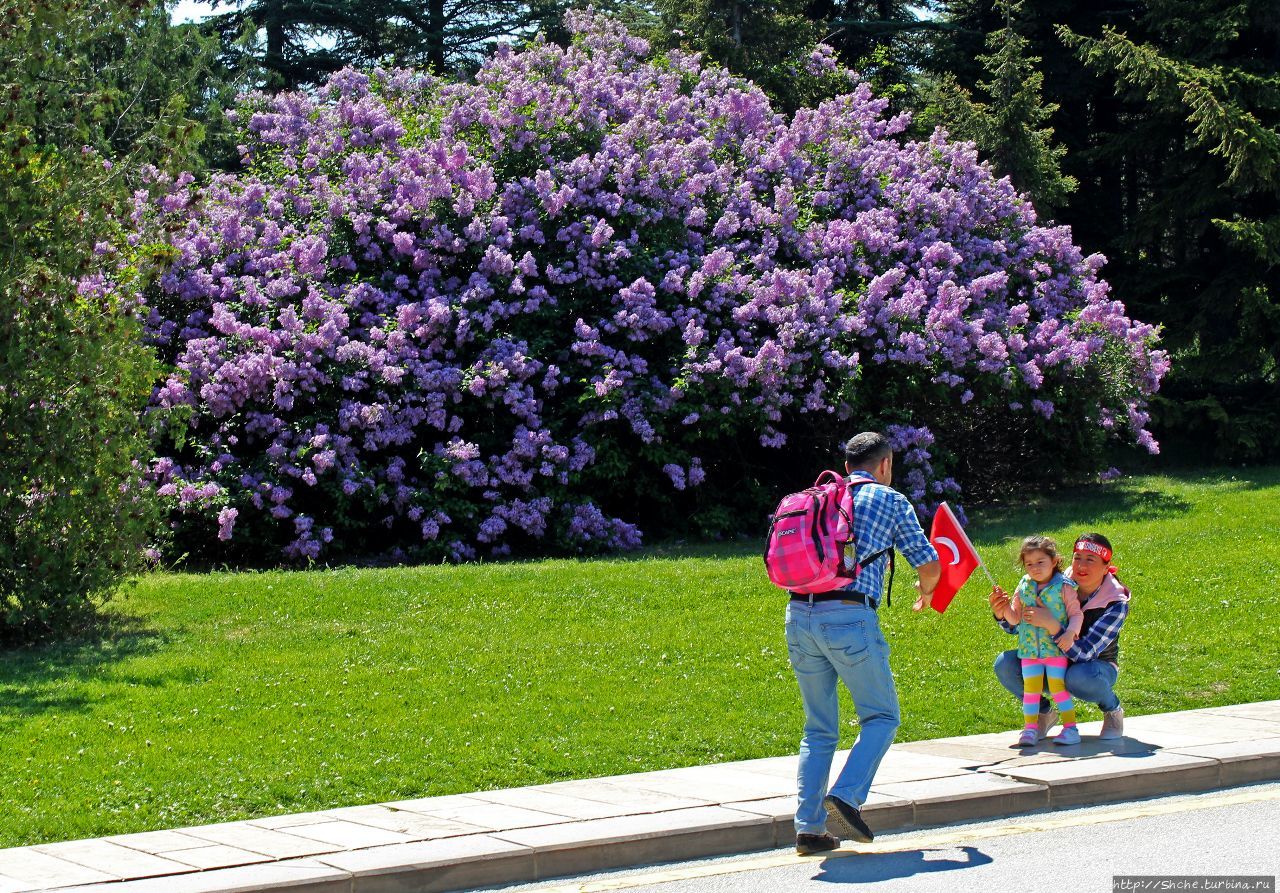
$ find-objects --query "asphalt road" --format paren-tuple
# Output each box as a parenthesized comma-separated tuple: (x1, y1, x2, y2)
(504, 783, 1280, 893)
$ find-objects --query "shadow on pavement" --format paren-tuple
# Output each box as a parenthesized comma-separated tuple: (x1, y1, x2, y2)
(814, 845, 993, 883)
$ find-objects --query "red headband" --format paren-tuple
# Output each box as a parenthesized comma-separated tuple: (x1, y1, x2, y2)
(1074, 539, 1113, 563)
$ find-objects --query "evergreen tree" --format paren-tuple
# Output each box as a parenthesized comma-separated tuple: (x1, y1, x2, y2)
(1060, 0, 1280, 459)
(649, 0, 822, 108)
(924, 0, 1076, 212)
(204, 0, 567, 88)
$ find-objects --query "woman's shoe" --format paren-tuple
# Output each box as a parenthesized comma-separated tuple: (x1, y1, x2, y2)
(1100, 707, 1125, 740)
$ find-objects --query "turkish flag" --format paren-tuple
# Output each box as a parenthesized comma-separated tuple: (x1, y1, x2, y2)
(929, 502, 981, 613)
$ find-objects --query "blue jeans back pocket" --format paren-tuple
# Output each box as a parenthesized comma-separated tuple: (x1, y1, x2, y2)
(820, 619, 869, 665)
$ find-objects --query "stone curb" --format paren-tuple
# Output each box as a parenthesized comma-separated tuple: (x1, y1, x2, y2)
(7, 701, 1279, 893)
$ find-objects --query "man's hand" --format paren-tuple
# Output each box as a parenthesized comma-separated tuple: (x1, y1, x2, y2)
(912, 584, 929, 613)
(989, 586, 1010, 616)
(1021, 604, 1062, 634)
(913, 560, 941, 613)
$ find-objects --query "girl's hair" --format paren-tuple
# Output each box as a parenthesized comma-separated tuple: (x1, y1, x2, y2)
(1018, 534, 1063, 572)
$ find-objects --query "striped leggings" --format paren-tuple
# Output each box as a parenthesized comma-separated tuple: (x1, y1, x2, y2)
(1021, 657, 1077, 728)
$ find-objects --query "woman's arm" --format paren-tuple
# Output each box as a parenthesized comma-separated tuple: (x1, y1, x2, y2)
(1062, 601, 1129, 662)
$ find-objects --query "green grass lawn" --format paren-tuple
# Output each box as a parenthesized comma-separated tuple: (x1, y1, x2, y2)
(2, 468, 1278, 846)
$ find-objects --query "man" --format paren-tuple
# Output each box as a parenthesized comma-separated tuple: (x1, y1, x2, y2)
(786, 432, 941, 855)
(989, 532, 1130, 740)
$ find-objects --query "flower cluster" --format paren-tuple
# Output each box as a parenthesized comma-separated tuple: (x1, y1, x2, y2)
(121, 12, 1167, 562)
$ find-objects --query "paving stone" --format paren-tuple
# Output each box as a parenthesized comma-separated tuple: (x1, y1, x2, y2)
(105, 831, 213, 856)
(522, 779, 711, 812)
(379, 802, 571, 834)
(894, 739, 1028, 767)
(381, 795, 492, 814)
(609, 767, 789, 803)
(695, 766, 801, 798)
(1121, 712, 1280, 743)
(317, 834, 533, 893)
(968, 733, 1158, 770)
(32, 840, 193, 881)
(717, 755, 797, 780)
(0, 869, 36, 890)
(161, 845, 275, 871)
(179, 823, 342, 859)
(718, 794, 795, 822)
(320, 805, 488, 840)
(1164, 738, 1280, 786)
(53, 858, 351, 893)
(470, 787, 636, 820)
(915, 728, 1031, 752)
(873, 771, 1048, 825)
(863, 747, 978, 783)
(1206, 700, 1280, 723)
(494, 805, 773, 882)
(1082, 722, 1233, 749)
(275, 820, 417, 850)
(990, 750, 1221, 807)
(245, 813, 337, 831)
(0, 874, 31, 893)
(0, 848, 117, 888)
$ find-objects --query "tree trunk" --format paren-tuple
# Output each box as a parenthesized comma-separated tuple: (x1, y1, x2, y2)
(428, 0, 446, 72)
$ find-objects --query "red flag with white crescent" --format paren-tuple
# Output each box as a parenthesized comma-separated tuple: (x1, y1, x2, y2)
(929, 502, 981, 613)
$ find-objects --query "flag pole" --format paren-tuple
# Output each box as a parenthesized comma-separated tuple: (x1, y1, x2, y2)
(977, 554, 998, 587)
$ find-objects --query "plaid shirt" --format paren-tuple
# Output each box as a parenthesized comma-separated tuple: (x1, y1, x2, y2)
(839, 472, 938, 601)
(997, 591, 1129, 663)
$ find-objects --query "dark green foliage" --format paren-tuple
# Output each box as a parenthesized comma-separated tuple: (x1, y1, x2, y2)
(204, 0, 575, 87)
(645, 0, 825, 112)
(922, 0, 1076, 213)
(808, 0, 951, 111)
(650, 1, 944, 115)
(920, 0, 1278, 463)
(0, 0, 208, 640)
(1060, 0, 1280, 461)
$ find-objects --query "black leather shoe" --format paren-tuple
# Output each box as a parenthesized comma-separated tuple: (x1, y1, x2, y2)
(795, 832, 840, 855)
(823, 795, 874, 843)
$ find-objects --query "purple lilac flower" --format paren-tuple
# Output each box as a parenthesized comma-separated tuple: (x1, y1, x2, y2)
(115, 12, 1166, 563)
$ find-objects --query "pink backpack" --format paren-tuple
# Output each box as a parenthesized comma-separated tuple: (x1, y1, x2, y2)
(764, 472, 878, 595)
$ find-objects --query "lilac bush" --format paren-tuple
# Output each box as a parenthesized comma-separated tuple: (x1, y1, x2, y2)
(123, 12, 1168, 563)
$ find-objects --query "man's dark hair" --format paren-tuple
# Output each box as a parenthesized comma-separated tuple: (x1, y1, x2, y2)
(844, 432, 891, 468)
(1076, 532, 1112, 551)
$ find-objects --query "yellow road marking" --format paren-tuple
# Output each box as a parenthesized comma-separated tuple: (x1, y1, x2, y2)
(524, 786, 1280, 893)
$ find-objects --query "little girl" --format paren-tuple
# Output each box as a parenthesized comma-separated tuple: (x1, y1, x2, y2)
(994, 535, 1084, 746)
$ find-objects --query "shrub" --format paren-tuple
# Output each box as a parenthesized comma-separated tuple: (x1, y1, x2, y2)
(121, 13, 1168, 565)
(0, 2, 181, 639)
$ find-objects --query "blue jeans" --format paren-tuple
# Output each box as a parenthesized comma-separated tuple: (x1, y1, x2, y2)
(785, 601, 899, 835)
(993, 648, 1121, 712)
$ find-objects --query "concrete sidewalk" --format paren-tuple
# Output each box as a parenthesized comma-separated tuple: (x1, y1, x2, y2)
(4, 700, 1279, 893)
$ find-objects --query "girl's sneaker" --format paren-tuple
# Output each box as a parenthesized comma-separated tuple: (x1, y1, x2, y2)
(1017, 728, 1038, 747)
(1053, 725, 1081, 746)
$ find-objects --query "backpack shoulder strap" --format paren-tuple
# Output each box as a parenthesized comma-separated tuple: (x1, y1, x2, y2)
(845, 476, 895, 605)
